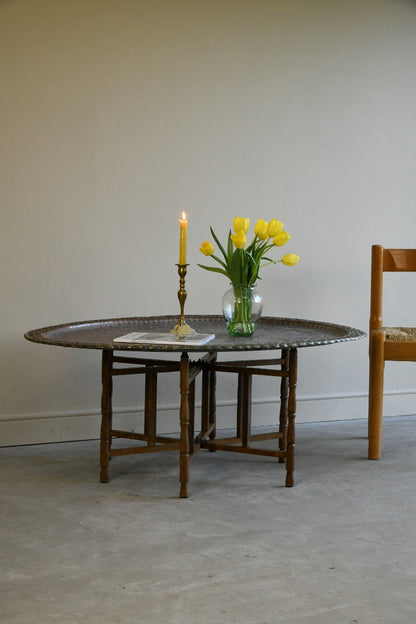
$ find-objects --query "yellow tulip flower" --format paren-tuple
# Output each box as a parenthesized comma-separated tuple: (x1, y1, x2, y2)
(254, 219, 268, 239)
(273, 231, 291, 247)
(198, 217, 299, 304)
(267, 219, 284, 237)
(231, 230, 247, 249)
(282, 254, 300, 266)
(199, 241, 215, 256)
(233, 217, 250, 234)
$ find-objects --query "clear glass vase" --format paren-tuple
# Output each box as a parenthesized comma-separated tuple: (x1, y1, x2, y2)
(222, 284, 263, 337)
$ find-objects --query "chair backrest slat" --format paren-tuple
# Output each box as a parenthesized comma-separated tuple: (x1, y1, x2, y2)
(370, 245, 416, 333)
(383, 249, 416, 271)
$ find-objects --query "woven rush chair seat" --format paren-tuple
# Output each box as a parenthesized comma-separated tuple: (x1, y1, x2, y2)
(380, 327, 416, 341)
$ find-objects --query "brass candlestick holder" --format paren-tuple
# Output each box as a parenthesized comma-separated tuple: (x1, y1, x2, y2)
(171, 264, 196, 337)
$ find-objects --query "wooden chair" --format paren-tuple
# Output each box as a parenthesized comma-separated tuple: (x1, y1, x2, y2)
(368, 245, 416, 459)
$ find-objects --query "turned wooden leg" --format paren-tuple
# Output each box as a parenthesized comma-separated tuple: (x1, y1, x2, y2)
(100, 349, 113, 483)
(368, 331, 385, 460)
(179, 352, 191, 498)
(188, 379, 196, 455)
(144, 368, 157, 448)
(237, 372, 252, 448)
(209, 356, 217, 442)
(285, 349, 298, 487)
(201, 364, 210, 435)
(279, 348, 289, 463)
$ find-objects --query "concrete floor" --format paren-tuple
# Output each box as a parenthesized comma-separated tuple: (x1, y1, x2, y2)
(1, 416, 416, 624)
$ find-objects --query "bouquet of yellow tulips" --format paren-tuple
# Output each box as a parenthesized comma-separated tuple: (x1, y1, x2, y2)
(198, 217, 299, 286)
(199, 217, 299, 336)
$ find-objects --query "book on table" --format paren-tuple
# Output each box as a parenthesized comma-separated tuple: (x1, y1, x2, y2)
(113, 332, 215, 346)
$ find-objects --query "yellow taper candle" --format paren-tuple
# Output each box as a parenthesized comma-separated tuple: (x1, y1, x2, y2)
(179, 211, 188, 265)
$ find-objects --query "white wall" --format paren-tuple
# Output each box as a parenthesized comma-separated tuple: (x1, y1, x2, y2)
(1, 0, 416, 445)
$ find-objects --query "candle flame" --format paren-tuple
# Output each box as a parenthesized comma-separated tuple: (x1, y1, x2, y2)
(180, 211, 187, 221)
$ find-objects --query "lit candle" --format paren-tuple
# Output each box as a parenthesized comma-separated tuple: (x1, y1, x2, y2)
(179, 211, 188, 265)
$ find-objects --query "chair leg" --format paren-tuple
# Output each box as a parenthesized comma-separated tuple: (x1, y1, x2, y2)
(368, 331, 385, 460)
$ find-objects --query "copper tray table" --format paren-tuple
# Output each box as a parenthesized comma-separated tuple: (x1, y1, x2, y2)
(25, 315, 365, 497)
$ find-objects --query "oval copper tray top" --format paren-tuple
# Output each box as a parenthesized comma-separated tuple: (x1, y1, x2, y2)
(25, 315, 365, 353)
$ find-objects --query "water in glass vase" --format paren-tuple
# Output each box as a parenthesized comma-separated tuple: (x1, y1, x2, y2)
(222, 284, 263, 337)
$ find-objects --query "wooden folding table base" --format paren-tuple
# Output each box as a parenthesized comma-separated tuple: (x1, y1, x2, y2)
(100, 350, 215, 497)
(197, 348, 298, 487)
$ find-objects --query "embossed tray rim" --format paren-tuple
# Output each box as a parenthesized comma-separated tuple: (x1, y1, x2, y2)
(25, 315, 366, 352)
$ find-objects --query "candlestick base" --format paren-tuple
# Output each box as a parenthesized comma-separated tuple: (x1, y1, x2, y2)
(170, 263, 196, 337)
(170, 321, 196, 338)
